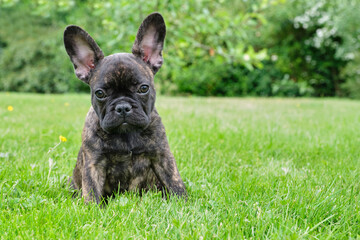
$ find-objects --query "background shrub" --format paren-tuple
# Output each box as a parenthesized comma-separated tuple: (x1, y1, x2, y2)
(0, 0, 359, 97)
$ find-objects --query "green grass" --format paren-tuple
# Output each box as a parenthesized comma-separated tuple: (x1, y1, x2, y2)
(0, 92, 360, 239)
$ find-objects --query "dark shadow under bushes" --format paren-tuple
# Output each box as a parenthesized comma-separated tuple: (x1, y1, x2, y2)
(170, 60, 314, 97)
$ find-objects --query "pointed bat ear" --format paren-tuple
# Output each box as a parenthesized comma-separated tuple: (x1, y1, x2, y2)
(132, 13, 166, 75)
(63, 25, 104, 84)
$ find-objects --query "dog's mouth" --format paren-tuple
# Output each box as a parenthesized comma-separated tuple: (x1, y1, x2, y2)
(101, 120, 132, 134)
(100, 118, 149, 134)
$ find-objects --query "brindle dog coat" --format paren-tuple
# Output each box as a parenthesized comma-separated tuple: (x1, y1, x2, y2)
(63, 13, 187, 203)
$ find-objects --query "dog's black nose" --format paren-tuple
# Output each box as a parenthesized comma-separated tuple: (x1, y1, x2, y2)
(115, 103, 132, 116)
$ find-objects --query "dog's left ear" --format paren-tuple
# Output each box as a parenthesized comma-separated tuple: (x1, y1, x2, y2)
(132, 13, 166, 75)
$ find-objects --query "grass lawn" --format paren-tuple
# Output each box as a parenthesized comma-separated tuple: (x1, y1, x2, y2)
(0, 92, 359, 239)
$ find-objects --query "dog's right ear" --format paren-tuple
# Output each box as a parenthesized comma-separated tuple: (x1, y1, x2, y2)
(64, 26, 104, 84)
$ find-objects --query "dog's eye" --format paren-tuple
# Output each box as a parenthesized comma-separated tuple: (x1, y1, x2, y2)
(138, 85, 149, 94)
(95, 90, 106, 99)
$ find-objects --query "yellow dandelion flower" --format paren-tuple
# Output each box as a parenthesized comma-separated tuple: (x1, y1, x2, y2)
(64, 102, 70, 107)
(7, 106, 14, 111)
(59, 135, 67, 142)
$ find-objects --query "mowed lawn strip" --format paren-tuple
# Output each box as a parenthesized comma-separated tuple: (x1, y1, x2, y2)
(0, 93, 359, 239)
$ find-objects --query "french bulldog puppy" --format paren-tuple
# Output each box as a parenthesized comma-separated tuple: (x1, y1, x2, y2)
(63, 13, 187, 204)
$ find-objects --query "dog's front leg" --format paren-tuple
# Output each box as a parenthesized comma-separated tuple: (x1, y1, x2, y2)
(81, 151, 107, 204)
(152, 150, 187, 198)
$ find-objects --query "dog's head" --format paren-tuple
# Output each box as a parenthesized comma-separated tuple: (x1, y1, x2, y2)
(64, 13, 165, 134)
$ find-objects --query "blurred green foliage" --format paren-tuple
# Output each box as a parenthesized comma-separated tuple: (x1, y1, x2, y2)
(0, 0, 359, 97)
(250, 0, 360, 97)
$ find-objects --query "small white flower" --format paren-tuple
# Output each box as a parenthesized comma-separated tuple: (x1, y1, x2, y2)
(316, 29, 324, 38)
(0, 152, 9, 158)
(271, 55, 278, 62)
(49, 158, 54, 168)
(345, 53, 355, 60)
(281, 167, 290, 175)
(243, 54, 250, 61)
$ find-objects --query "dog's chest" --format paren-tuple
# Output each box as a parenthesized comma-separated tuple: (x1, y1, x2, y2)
(103, 152, 155, 195)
